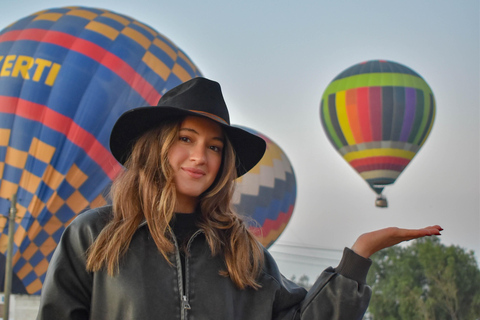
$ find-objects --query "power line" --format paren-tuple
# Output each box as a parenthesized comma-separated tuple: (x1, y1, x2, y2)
(272, 242, 343, 253)
(273, 256, 331, 269)
(269, 250, 341, 263)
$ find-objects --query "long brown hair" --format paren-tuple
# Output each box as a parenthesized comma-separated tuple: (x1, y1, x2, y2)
(86, 116, 264, 289)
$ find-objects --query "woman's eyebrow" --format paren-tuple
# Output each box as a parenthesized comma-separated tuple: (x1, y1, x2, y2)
(213, 136, 225, 144)
(179, 127, 197, 134)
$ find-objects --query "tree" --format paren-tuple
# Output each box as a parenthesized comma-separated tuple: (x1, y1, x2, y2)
(290, 274, 312, 290)
(367, 237, 480, 319)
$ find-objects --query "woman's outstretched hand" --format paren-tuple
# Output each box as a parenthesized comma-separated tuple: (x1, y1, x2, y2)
(351, 225, 443, 259)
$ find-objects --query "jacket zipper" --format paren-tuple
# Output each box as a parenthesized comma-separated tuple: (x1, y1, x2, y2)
(174, 230, 202, 319)
(182, 295, 191, 310)
(173, 236, 188, 320)
(183, 230, 202, 312)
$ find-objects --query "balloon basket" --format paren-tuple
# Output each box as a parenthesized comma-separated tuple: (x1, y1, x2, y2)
(375, 195, 388, 208)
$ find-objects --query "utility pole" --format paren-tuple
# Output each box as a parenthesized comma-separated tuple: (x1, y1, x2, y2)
(3, 193, 17, 320)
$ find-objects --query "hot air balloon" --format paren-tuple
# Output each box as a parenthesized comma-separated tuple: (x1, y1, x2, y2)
(232, 126, 296, 248)
(319, 60, 435, 207)
(0, 6, 202, 294)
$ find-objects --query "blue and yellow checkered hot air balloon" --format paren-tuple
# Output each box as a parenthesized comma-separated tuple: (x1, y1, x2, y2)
(232, 126, 297, 248)
(0, 6, 202, 294)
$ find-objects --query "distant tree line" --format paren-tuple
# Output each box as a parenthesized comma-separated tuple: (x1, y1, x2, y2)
(366, 237, 480, 319)
(290, 274, 313, 290)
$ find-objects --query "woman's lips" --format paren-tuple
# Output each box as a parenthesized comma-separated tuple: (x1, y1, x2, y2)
(182, 167, 205, 178)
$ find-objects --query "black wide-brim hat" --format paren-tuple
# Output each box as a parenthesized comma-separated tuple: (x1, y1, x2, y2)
(110, 77, 266, 177)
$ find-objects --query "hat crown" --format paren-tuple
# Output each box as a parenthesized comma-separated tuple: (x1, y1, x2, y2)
(157, 77, 230, 125)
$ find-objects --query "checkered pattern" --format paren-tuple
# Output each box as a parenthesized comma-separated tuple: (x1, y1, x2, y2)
(0, 130, 108, 294)
(0, 5, 203, 295)
(29, 7, 200, 84)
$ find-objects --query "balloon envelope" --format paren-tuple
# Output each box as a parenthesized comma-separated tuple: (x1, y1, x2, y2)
(232, 126, 296, 248)
(319, 60, 435, 203)
(0, 6, 202, 294)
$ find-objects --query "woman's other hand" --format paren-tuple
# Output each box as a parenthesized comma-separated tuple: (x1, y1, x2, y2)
(351, 225, 443, 258)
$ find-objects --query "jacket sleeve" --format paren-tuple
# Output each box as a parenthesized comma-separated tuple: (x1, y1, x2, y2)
(298, 248, 372, 319)
(36, 209, 107, 320)
(272, 247, 372, 320)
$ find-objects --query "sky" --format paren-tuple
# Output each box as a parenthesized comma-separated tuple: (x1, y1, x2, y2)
(1, 0, 479, 281)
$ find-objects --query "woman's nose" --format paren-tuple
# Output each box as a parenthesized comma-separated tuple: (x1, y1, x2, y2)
(190, 144, 206, 163)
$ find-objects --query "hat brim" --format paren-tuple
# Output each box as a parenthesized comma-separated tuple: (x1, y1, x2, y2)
(110, 106, 266, 177)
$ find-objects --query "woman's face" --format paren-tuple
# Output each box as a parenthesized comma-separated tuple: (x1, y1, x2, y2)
(168, 116, 224, 213)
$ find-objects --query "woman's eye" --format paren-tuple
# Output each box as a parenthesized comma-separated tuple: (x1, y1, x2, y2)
(210, 145, 222, 153)
(179, 136, 190, 142)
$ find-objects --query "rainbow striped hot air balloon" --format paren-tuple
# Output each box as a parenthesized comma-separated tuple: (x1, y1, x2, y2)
(232, 126, 296, 248)
(320, 60, 435, 207)
(0, 6, 202, 294)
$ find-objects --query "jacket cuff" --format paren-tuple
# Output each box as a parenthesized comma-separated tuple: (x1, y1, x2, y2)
(334, 247, 372, 284)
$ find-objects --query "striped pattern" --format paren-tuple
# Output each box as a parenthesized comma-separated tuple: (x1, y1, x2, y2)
(0, 6, 202, 294)
(320, 60, 435, 191)
(232, 127, 296, 248)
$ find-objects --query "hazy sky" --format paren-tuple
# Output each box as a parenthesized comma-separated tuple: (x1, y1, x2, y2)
(2, 0, 479, 280)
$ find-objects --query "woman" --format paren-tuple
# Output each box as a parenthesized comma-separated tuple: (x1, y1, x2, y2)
(37, 77, 442, 320)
